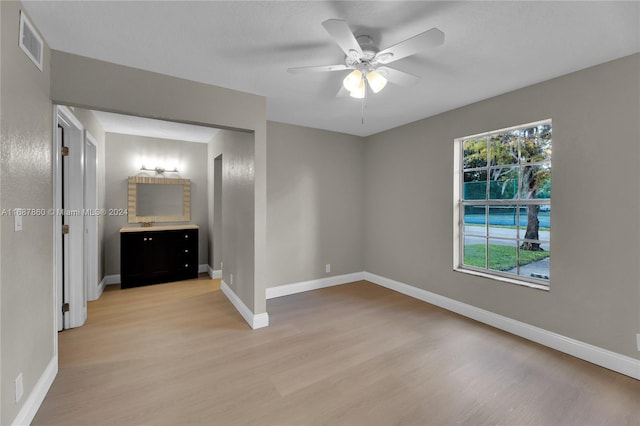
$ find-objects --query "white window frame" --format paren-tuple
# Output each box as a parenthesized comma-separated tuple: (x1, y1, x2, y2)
(453, 119, 551, 291)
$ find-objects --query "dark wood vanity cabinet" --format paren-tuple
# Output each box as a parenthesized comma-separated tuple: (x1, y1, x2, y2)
(120, 227, 199, 289)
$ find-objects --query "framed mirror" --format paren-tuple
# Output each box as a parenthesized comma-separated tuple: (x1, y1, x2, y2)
(128, 176, 191, 223)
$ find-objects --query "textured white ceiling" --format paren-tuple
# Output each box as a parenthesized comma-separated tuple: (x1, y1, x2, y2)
(91, 110, 219, 143)
(23, 1, 640, 137)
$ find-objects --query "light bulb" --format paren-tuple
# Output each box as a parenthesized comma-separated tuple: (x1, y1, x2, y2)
(343, 70, 363, 92)
(366, 70, 387, 93)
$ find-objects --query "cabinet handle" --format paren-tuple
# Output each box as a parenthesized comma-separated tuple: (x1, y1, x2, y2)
(185, 249, 189, 253)
(143, 237, 147, 241)
(184, 235, 189, 239)
(148, 237, 153, 241)
(185, 264, 189, 267)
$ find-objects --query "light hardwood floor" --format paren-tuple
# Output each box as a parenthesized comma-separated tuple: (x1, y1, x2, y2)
(33, 277, 639, 425)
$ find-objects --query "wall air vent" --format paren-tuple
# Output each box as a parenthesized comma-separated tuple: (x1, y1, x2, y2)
(19, 10, 43, 71)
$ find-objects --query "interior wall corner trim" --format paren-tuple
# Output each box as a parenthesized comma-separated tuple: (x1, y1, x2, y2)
(11, 355, 58, 426)
(363, 271, 640, 380)
(265, 271, 366, 299)
(92, 276, 106, 301)
(221, 280, 269, 329)
(208, 266, 222, 279)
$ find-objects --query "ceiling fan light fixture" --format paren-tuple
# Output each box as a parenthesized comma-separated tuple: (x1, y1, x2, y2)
(343, 69, 363, 92)
(366, 70, 387, 93)
(349, 79, 366, 98)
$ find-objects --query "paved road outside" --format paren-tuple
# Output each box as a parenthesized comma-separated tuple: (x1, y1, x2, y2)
(464, 225, 549, 249)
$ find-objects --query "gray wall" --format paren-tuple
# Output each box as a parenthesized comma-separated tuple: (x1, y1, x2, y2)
(0, 2, 53, 423)
(209, 130, 255, 309)
(50, 50, 267, 314)
(266, 122, 365, 287)
(364, 54, 640, 358)
(72, 108, 107, 283)
(104, 133, 209, 274)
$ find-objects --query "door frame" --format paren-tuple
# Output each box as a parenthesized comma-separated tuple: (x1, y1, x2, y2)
(84, 131, 102, 301)
(53, 105, 87, 330)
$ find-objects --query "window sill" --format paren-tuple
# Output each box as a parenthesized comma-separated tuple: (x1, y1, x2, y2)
(454, 266, 550, 292)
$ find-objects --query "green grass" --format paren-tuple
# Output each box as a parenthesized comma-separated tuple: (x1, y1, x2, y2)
(464, 244, 549, 271)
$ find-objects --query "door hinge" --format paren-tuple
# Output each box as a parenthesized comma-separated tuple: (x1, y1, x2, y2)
(62, 303, 70, 313)
(62, 224, 70, 234)
(61, 146, 69, 157)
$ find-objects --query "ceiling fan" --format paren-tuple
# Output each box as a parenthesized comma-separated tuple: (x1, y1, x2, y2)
(287, 19, 444, 99)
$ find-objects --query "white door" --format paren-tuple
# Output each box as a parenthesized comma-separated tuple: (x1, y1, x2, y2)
(55, 106, 87, 329)
(55, 124, 65, 331)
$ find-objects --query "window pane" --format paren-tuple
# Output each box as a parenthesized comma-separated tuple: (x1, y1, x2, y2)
(520, 124, 552, 163)
(520, 164, 551, 199)
(519, 205, 550, 241)
(490, 131, 519, 166)
(488, 205, 518, 238)
(463, 137, 487, 169)
(456, 120, 551, 288)
(487, 238, 517, 272)
(517, 243, 550, 281)
(463, 235, 486, 268)
(489, 167, 518, 200)
(463, 205, 486, 237)
(463, 170, 487, 200)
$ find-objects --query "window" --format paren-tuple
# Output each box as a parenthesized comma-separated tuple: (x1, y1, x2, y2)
(454, 120, 551, 289)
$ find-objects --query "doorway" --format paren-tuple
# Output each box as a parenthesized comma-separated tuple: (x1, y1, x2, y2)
(213, 154, 222, 274)
(84, 132, 101, 301)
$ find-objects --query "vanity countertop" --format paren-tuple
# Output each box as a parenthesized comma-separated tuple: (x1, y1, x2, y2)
(120, 224, 199, 233)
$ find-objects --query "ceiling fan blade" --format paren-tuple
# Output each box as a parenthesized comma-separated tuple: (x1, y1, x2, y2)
(322, 19, 363, 58)
(377, 67, 421, 86)
(287, 64, 350, 74)
(375, 28, 444, 64)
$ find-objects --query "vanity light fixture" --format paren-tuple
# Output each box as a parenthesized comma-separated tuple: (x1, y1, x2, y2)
(140, 165, 179, 175)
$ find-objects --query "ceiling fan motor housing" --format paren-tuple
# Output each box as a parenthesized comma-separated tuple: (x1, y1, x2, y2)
(346, 35, 379, 69)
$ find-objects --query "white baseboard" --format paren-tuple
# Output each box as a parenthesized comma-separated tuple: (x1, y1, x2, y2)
(11, 355, 58, 426)
(221, 280, 269, 329)
(104, 274, 120, 285)
(207, 265, 222, 279)
(95, 276, 106, 299)
(363, 271, 640, 380)
(266, 271, 365, 299)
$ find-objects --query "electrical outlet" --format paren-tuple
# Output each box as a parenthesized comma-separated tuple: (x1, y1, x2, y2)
(230, 273, 233, 285)
(325, 264, 331, 273)
(636, 334, 640, 351)
(14, 215, 23, 232)
(15, 373, 23, 402)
